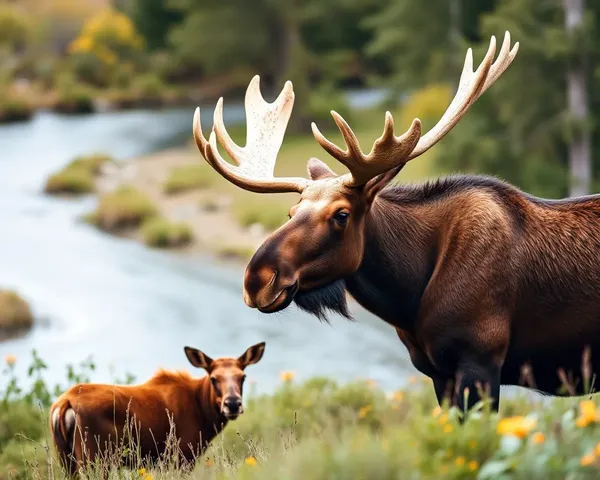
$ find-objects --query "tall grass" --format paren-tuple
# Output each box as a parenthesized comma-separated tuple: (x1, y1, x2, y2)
(2, 353, 600, 479)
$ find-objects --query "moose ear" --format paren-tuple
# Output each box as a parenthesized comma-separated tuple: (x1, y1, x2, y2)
(184, 347, 214, 371)
(307, 157, 337, 181)
(238, 342, 266, 368)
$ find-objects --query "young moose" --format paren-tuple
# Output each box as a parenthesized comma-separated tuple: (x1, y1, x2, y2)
(193, 31, 600, 413)
(50, 342, 265, 474)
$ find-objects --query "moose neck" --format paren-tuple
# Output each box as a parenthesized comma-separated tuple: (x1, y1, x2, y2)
(196, 376, 228, 450)
(345, 188, 439, 330)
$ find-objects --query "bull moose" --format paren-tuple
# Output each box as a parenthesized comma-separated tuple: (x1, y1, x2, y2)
(193, 31, 600, 412)
(50, 342, 265, 474)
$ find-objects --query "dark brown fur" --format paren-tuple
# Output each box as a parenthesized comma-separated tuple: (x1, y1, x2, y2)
(50, 343, 265, 475)
(244, 166, 600, 412)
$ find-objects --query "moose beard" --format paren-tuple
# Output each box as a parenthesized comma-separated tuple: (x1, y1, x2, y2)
(293, 279, 353, 323)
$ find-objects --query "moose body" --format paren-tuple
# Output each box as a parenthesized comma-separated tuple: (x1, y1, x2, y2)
(50, 343, 265, 475)
(192, 31, 600, 410)
(344, 175, 600, 402)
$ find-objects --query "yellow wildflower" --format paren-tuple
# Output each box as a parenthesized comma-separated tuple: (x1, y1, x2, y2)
(280, 371, 295, 382)
(455, 456, 466, 467)
(359, 405, 373, 419)
(532, 432, 545, 445)
(595, 442, 600, 457)
(5, 354, 16, 366)
(576, 400, 600, 427)
(365, 379, 378, 389)
(144, 475, 153, 480)
(138, 468, 146, 476)
(432, 406, 443, 418)
(581, 452, 596, 467)
(393, 390, 404, 402)
(245, 456, 257, 466)
(439, 413, 449, 425)
(443, 424, 453, 433)
(496, 416, 537, 439)
(205, 458, 213, 467)
(468, 460, 479, 471)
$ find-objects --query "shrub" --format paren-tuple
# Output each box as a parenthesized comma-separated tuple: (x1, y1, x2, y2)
(130, 72, 167, 100)
(53, 73, 94, 114)
(141, 217, 193, 248)
(0, 88, 34, 124)
(0, 290, 33, 336)
(307, 84, 353, 127)
(215, 244, 257, 261)
(163, 165, 213, 195)
(44, 154, 113, 195)
(86, 186, 157, 232)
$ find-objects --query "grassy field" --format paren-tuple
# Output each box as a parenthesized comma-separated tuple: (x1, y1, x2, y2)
(2, 353, 600, 479)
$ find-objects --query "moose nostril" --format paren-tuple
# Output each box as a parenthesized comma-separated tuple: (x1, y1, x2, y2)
(225, 397, 242, 411)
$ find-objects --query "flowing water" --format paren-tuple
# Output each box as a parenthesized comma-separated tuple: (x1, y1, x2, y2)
(0, 93, 416, 396)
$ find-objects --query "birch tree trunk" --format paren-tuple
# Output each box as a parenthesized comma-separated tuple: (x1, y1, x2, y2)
(563, 0, 591, 197)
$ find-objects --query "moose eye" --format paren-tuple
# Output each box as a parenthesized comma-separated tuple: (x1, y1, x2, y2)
(210, 377, 218, 387)
(333, 210, 349, 226)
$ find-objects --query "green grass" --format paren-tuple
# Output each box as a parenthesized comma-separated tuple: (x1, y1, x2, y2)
(0, 290, 33, 336)
(3, 353, 600, 479)
(86, 185, 157, 232)
(141, 217, 194, 248)
(163, 164, 215, 195)
(44, 154, 114, 195)
(233, 198, 289, 231)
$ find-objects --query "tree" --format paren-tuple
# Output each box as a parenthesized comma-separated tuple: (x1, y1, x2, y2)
(563, 0, 592, 196)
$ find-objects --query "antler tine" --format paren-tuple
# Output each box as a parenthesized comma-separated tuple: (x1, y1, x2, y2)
(193, 75, 309, 194)
(409, 31, 518, 159)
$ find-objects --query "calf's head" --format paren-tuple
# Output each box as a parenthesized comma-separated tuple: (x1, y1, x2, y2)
(184, 342, 265, 419)
(193, 34, 518, 320)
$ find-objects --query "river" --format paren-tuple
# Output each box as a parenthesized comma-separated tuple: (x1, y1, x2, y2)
(0, 92, 419, 396)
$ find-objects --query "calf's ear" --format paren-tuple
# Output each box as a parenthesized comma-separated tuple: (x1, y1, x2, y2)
(238, 342, 266, 368)
(184, 347, 213, 371)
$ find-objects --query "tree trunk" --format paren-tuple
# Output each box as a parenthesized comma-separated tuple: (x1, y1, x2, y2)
(270, 1, 311, 133)
(563, 0, 591, 197)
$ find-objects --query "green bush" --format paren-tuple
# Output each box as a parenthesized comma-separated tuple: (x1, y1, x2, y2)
(163, 164, 213, 194)
(130, 72, 167, 100)
(307, 84, 353, 127)
(44, 154, 113, 195)
(53, 72, 95, 114)
(141, 217, 193, 248)
(0, 89, 34, 124)
(0, 290, 33, 336)
(86, 185, 157, 232)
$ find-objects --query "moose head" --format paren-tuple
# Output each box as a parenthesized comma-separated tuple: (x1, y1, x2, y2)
(193, 33, 519, 321)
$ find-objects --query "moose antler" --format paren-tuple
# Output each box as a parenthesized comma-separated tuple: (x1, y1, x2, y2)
(193, 75, 309, 193)
(311, 31, 519, 187)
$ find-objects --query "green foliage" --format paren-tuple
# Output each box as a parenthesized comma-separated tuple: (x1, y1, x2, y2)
(0, 88, 33, 124)
(130, 0, 183, 52)
(163, 164, 214, 195)
(0, 5, 34, 53)
(4, 354, 600, 478)
(86, 185, 157, 232)
(44, 154, 112, 195)
(129, 72, 167, 100)
(0, 290, 33, 335)
(53, 72, 95, 114)
(141, 217, 193, 248)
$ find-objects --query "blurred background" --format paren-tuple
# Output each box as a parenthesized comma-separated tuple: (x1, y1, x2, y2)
(0, 0, 598, 394)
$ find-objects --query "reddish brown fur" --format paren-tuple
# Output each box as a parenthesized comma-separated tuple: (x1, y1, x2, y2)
(243, 163, 600, 412)
(50, 343, 265, 475)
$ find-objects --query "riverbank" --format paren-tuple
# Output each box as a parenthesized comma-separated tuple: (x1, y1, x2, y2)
(90, 105, 444, 263)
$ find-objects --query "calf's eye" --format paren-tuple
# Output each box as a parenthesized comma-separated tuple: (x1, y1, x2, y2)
(333, 210, 349, 225)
